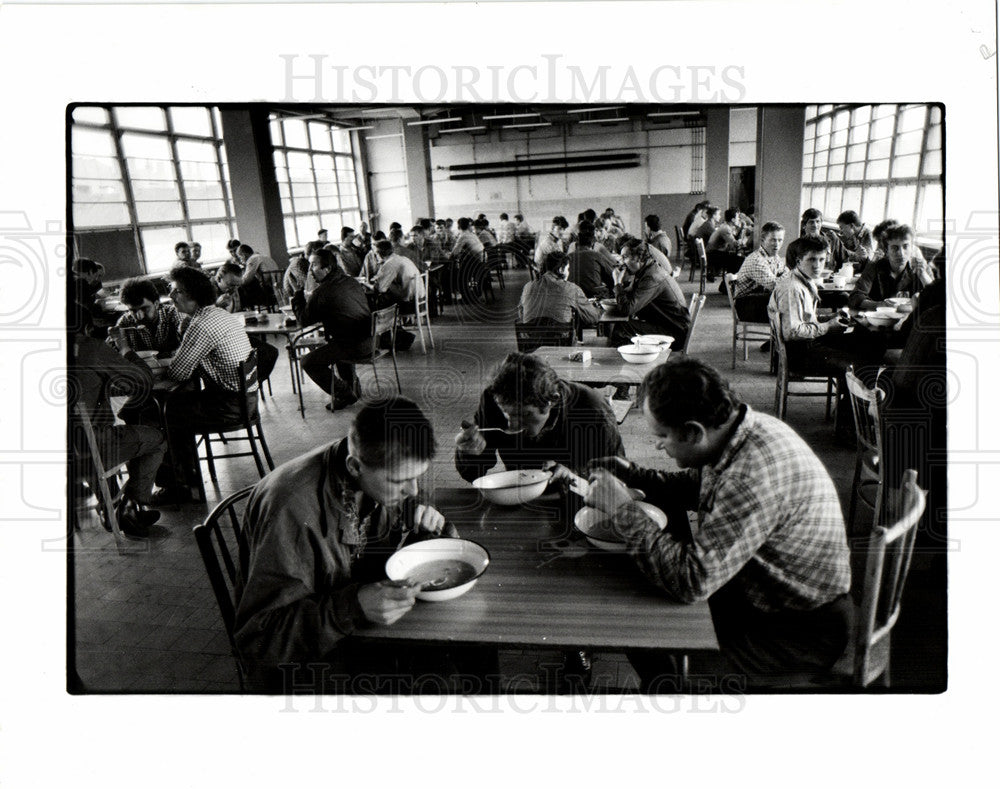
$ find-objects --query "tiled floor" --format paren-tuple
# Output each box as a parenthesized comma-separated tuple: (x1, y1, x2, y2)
(70, 268, 946, 693)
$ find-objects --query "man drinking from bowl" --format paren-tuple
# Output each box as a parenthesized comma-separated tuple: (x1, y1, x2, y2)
(848, 224, 935, 311)
(585, 358, 852, 690)
(235, 397, 494, 693)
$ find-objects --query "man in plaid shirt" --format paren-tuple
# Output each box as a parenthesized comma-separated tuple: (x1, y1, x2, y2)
(154, 267, 256, 502)
(586, 358, 852, 689)
(107, 277, 187, 355)
(733, 220, 786, 323)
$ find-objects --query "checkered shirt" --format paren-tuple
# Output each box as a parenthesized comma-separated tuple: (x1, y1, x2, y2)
(168, 306, 255, 393)
(611, 406, 851, 613)
(109, 302, 187, 354)
(734, 247, 785, 298)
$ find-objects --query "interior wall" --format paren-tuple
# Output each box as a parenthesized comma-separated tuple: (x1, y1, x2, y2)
(363, 122, 702, 237)
(365, 119, 411, 233)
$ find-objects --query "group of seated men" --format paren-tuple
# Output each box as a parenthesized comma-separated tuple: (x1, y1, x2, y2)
(232, 351, 855, 693)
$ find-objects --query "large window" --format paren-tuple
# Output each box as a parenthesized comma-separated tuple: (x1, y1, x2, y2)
(802, 104, 943, 237)
(71, 106, 237, 273)
(269, 114, 362, 248)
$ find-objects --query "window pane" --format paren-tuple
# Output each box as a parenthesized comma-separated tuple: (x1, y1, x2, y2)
(847, 142, 867, 162)
(845, 162, 865, 180)
(870, 115, 895, 139)
(814, 149, 828, 168)
(831, 111, 849, 132)
(283, 217, 298, 247)
(313, 154, 335, 177)
(816, 116, 832, 137)
(130, 179, 180, 201)
(290, 180, 316, 200)
(72, 154, 121, 180)
(73, 178, 126, 203)
(891, 154, 920, 178)
(825, 187, 843, 219)
(802, 153, 814, 173)
(178, 160, 221, 181)
(925, 124, 941, 151)
(916, 183, 943, 235)
(872, 104, 896, 120)
(176, 139, 218, 163)
(805, 106, 818, 121)
(897, 105, 926, 133)
(295, 215, 317, 245)
(72, 106, 110, 125)
(830, 129, 847, 148)
(868, 137, 892, 159)
(887, 184, 917, 223)
(188, 222, 233, 261)
(318, 194, 341, 212)
(121, 132, 173, 161)
(827, 164, 844, 181)
(842, 186, 862, 212)
(270, 118, 283, 147)
(183, 180, 224, 200)
(187, 199, 227, 219)
(141, 226, 189, 272)
(802, 137, 814, 155)
(928, 105, 942, 125)
(309, 122, 332, 151)
(74, 202, 130, 228)
(866, 159, 889, 180)
(332, 129, 352, 152)
(894, 130, 923, 156)
(848, 122, 869, 145)
(830, 146, 846, 165)
(170, 107, 213, 137)
(862, 186, 887, 220)
(134, 200, 184, 222)
(922, 150, 942, 176)
(281, 197, 294, 214)
(73, 127, 117, 157)
(116, 107, 167, 131)
(316, 180, 338, 198)
(815, 134, 830, 153)
(851, 106, 871, 126)
(283, 119, 309, 148)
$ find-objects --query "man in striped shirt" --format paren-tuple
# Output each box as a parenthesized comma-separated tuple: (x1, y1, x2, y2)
(586, 357, 852, 689)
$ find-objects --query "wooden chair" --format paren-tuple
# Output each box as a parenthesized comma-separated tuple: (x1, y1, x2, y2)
(329, 304, 403, 412)
(287, 323, 326, 417)
(193, 486, 254, 692)
(723, 274, 771, 369)
(71, 403, 135, 554)
(845, 368, 886, 536)
(769, 314, 838, 421)
(847, 469, 925, 687)
(246, 271, 282, 312)
(514, 319, 575, 353)
(678, 293, 707, 355)
(187, 350, 275, 501)
(692, 238, 708, 296)
(412, 270, 434, 354)
(485, 245, 508, 291)
(673, 226, 687, 278)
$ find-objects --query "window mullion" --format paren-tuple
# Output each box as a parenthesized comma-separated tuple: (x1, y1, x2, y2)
(165, 109, 192, 238)
(108, 108, 148, 274)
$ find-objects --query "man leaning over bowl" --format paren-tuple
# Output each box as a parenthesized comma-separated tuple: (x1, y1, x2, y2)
(234, 396, 490, 692)
(585, 358, 852, 691)
(454, 352, 625, 486)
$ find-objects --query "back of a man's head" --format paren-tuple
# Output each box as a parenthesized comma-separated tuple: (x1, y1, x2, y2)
(218, 262, 243, 279)
(583, 209, 598, 223)
(304, 240, 324, 257)
(543, 251, 569, 275)
(836, 210, 860, 226)
(170, 266, 217, 307)
(389, 228, 405, 244)
(641, 358, 740, 431)
(376, 239, 394, 257)
(552, 215, 569, 230)
(514, 214, 524, 222)
(723, 208, 739, 224)
(237, 244, 254, 257)
(348, 396, 436, 469)
(499, 213, 509, 221)
(576, 221, 596, 247)
(644, 214, 661, 232)
(457, 217, 472, 231)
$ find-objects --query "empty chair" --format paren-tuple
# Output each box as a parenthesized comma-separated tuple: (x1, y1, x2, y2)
(186, 350, 275, 501)
(845, 368, 886, 536)
(193, 486, 254, 691)
(673, 225, 687, 277)
(412, 270, 434, 354)
(677, 293, 706, 355)
(723, 273, 772, 368)
(514, 319, 575, 353)
(769, 314, 838, 421)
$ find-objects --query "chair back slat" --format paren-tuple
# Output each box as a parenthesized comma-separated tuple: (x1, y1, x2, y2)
(680, 294, 707, 354)
(854, 469, 926, 685)
(514, 320, 575, 353)
(694, 238, 708, 295)
(723, 273, 739, 319)
(845, 369, 884, 453)
(373, 304, 398, 340)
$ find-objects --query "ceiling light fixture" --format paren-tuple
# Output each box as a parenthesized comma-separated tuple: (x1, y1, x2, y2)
(501, 122, 552, 129)
(483, 112, 541, 121)
(438, 125, 487, 134)
(406, 117, 464, 126)
(647, 111, 702, 118)
(565, 106, 624, 114)
(578, 117, 627, 125)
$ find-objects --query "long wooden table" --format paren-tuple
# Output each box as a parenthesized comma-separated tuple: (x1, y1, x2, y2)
(361, 487, 718, 655)
(531, 345, 668, 387)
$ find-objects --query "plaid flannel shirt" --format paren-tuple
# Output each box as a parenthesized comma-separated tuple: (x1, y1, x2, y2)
(108, 302, 187, 354)
(610, 405, 850, 613)
(167, 305, 255, 393)
(734, 247, 785, 298)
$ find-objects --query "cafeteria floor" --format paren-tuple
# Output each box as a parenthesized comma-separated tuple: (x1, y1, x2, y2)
(71, 268, 947, 694)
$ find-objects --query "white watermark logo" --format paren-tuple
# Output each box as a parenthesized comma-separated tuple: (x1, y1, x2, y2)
(280, 54, 746, 103)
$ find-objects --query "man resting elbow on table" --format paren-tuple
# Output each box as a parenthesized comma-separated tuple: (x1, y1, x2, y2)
(585, 358, 852, 689)
(454, 352, 625, 486)
(234, 397, 490, 693)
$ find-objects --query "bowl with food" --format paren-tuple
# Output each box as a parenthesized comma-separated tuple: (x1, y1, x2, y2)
(574, 503, 668, 552)
(617, 344, 663, 364)
(861, 311, 898, 328)
(599, 299, 617, 311)
(472, 469, 552, 506)
(631, 334, 674, 350)
(385, 538, 490, 601)
(133, 349, 159, 360)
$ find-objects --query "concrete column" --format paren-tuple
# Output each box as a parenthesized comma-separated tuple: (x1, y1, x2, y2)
(220, 108, 289, 262)
(755, 107, 806, 247)
(704, 107, 730, 209)
(402, 122, 434, 223)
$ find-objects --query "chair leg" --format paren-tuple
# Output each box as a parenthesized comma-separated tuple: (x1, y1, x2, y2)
(203, 435, 219, 483)
(846, 456, 863, 536)
(371, 362, 382, 395)
(731, 326, 737, 369)
(256, 423, 275, 471)
(426, 313, 435, 350)
(416, 312, 428, 355)
(287, 348, 298, 394)
(825, 379, 834, 421)
(246, 428, 266, 479)
(391, 351, 402, 393)
(296, 359, 306, 418)
(96, 473, 126, 550)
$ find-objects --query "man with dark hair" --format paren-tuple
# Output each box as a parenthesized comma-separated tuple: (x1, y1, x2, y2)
(497, 212, 514, 245)
(225, 238, 242, 267)
(189, 242, 204, 269)
(849, 224, 935, 311)
(734, 221, 786, 323)
(388, 227, 422, 270)
(682, 200, 710, 238)
(836, 210, 874, 264)
(234, 396, 464, 691)
(518, 251, 601, 327)
(173, 242, 192, 270)
(534, 216, 569, 268)
(566, 221, 616, 298)
(644, 214, 672, 259)
(283, 241, 322, 301)
(317, 229, 329, 244)
(338, 227, 364, 277)
(107, 277, 185, 355)
(785, 208, 848, 271)
(455, 352, 624, 483)
(585, 357, 852, 689)
(450, 218, 486, 299)
(235, 243, 281, 309)
(213, 262, 245, 313)
(155, 267, 257, 501)
(610, 237, 690, 348)
(474, 217, 497, 248)
(707, 208, 744, 280)
(291, 246, 372, 409)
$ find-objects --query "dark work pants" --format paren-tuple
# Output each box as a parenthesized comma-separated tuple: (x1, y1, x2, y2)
(301, 339, 370, 396)
(92, 424, 166, 504)
(733, 295, 770, 324)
